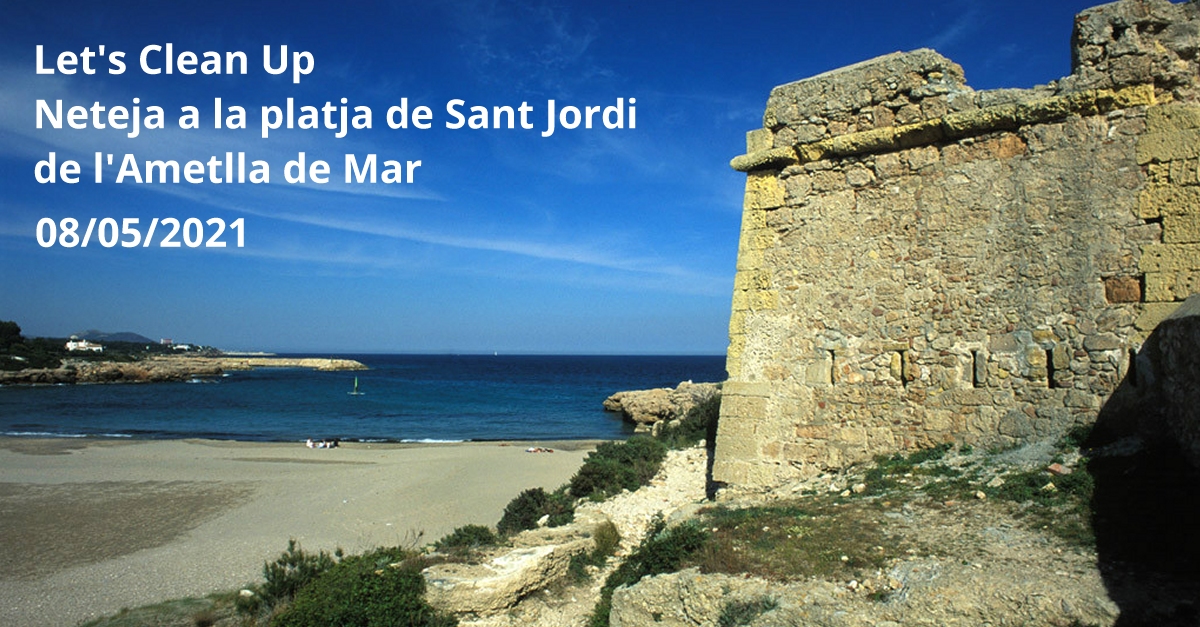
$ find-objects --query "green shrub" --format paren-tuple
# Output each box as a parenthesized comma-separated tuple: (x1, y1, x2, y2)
(570, 437, 667, 500)
(497, 487, 574, 536)
(656, 394, 721, 450)
(272, 547, 454, 627)
(237, 539, 341, 617)
(434, 525, 499, 552)
(862, 443, 954, 495)
(592, 520, 621, 559)
(589, 518, 709, 627)
(568, 520, 622, 582)
(718, 597, 778, 627)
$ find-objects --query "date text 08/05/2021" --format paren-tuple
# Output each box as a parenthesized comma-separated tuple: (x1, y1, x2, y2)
(36, 217, 245, 249)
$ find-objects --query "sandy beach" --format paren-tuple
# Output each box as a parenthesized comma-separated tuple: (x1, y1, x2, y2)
(0, 437, 596, 627)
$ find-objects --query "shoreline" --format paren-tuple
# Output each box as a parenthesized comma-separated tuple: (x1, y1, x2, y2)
(0, 437, 598, 626)
(0, 354, 368, 386)
(0, 433, 612, 448)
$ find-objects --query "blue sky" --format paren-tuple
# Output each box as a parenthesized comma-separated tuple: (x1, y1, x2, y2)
(1, 0, 1105, 354)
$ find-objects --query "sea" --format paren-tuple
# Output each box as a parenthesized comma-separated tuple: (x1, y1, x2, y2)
(0, 354, 726, 443)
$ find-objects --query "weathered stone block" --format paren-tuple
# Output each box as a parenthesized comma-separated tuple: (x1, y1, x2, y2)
(1137, 129, 1200, 164)
(750, 290, 780, 310)
(1145, 271, 1200, 302)
(746, 128, 774, 153)
(1140, 243, 1200, 273)
(1139, 184, 1200, 220)
(1084, 333, 1123, 351)
(735, 248, 763, 271)
(804, 360, 832, 386)
(740, 207, 767, 230)
(1105, 275, 1143, 303)
(834, 426, 868, 445)
(723, 381, 773, 398)
(1169, 158, 1200, 186)
(1137, 302, 1182, 331)
(1147, 105, 1200, 132)
(1163, 213, 1200, 243)
(744, 171, 785, 210)
(424, 533, 592, 613)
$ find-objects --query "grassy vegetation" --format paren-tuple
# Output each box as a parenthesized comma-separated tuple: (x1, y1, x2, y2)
(688, 500, 908, 580)
(495, 435, 668, 538)
(589, 518, 710, 627)
(234, 540, 344, 622)
(433, 524, 501, 557)
(854, 433, 1097, 547)
(79, 593, 240, 627)
(655, 393, 721, 450)
(569, 436, 667, 501)
(223, 542, 456, 627)
(272, 547, 454, 627)
(496, 487, 575, 535)
(567, 520, 622, 583)
(717, 597, 779, 627)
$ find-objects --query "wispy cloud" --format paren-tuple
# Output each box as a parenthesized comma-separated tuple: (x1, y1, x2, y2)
(925, 5, 983, 52)
(445, 0, 608, 96)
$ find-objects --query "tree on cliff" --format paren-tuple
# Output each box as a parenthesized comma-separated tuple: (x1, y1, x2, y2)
(0, 320, 22, 351)
(0, 320, 67, 370)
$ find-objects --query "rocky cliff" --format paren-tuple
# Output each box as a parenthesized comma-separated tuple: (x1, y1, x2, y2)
(603, 382, 720, 430)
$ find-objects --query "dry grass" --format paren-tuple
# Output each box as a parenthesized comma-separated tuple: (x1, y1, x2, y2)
(689, 499, 909, 581)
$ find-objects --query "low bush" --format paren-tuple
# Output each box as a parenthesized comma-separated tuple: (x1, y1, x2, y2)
(569, 436, 667, 500)
(499, 436, 668, 540)
(272, 546, 455, 627)
(717, 597, 778, 627)
(656, 394, 721, 450)
(236, 539, 341, 618)
(434, 524, 499, 552)
(568, 520, 622, 582)
(497, 487, 574, 536)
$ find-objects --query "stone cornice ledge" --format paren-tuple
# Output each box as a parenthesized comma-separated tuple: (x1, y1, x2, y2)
(730, 83, 1157, 172)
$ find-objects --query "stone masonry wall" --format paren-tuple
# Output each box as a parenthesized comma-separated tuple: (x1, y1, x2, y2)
(714, 0, 1200, 488)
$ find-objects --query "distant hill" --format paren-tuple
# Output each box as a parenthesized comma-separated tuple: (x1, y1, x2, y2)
(74, 330, 157, 344)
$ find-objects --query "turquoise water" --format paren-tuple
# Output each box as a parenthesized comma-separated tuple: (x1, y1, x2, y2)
(0, 354, 726, 442)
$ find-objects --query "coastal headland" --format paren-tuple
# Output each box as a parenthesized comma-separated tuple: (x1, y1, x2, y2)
(0, 437, 595, 627)
(0, 354, 367, 385)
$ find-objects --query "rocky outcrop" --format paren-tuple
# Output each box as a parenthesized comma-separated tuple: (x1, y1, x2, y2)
(603, 382, 719, 428)
(610, 561, 1117, 627)
(0, 355, 368, 385)
(423, 512, 606, 613)
(432, 447, 712, 627)
(213, 356, 368, 371)
(0, 359, 223, 384)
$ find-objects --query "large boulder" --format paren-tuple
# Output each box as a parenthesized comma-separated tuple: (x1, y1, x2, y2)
(603, 382, 719, 427)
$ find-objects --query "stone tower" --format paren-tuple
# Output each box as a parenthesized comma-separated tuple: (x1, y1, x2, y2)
(714, 0, 1200, 488)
